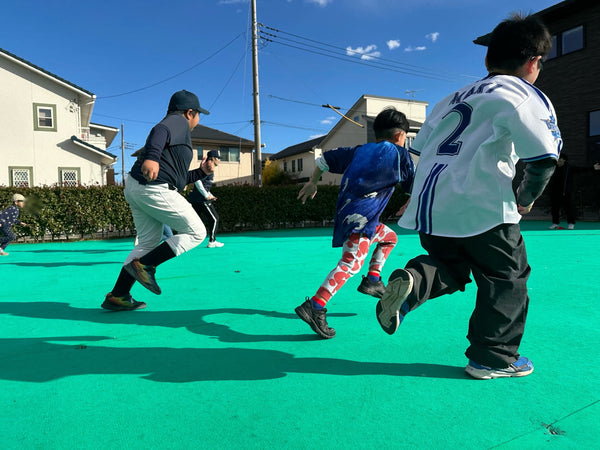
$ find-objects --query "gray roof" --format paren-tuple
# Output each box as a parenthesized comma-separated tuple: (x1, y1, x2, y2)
(0, 47, 95, 96)
(271, 136, 326, 160)
(191, 124, 254, 147)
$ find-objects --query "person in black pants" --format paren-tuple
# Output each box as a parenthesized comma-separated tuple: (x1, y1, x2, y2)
(549, 153, 576, 229)
(189, 150, 224, 248)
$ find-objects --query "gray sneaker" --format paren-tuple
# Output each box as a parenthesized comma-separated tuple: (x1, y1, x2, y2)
(465, 356, 534, 380)
(376, 269, 413, 335)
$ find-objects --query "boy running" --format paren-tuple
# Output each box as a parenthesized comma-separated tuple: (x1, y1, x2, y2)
(376, 14, 561, 379)
(296, 108, 415, 338)
(102, 90, 210, 311)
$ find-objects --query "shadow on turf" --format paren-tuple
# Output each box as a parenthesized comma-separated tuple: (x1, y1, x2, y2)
(4, 261, 123, 267)
(0, 301, 355, 343)
(0, 336, 467, 382)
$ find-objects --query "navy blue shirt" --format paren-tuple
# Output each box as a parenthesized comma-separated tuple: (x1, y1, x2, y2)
(130, 114, 205, 192)
(0, 205, 21, 230)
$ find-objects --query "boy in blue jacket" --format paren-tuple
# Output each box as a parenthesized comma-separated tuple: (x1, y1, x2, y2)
(296, 108, 415, 338)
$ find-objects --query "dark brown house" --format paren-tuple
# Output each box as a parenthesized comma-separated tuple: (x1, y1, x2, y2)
(476, 0, 600, 215)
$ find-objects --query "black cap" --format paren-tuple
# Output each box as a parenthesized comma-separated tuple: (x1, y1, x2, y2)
(207, 150, 221, 159)
(167, 90, 210, 115)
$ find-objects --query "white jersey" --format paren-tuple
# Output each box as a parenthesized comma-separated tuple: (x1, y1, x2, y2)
(399, 74, 562, 237)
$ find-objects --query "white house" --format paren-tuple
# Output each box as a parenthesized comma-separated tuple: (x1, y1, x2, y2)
(0, 47, 118, 187)
(271, 94, 427, 185)
(190, 124, 255, 185)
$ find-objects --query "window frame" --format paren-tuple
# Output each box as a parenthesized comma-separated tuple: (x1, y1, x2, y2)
(589, 110, 600, 137)
(561, 24, 584, 56)
(297, 158, 303, 172)
(58, 167, 81, 187)
(218, 146, 241, 163)
(546, 24, 585, 60)
(33, 103, 57, 132)
(9, 166, 33, 187)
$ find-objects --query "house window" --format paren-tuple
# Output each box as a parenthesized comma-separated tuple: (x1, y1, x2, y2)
(33, 103, 57, 131)
(297, 158, 303, 172)
(562, 25, 584, 55)
(283, 161, 288, 172)
(9, 167, 33, 187)
(291, 160, 296, 172)
(219, 146, 240, 162)
(547, 25, 584, 60)
(589, 110, 600, 137)
(197, 146, 203, 159)
(59, 167, 80, 186)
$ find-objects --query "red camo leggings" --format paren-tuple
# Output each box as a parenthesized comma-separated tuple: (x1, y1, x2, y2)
(314, 223, 397, 306)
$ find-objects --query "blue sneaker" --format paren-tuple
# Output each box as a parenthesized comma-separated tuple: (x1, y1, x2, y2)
(465, 356, 534, 379)
(376, 269, 413, 335)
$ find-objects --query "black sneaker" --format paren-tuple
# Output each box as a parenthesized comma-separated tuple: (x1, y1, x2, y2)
(101, 292, 147, 311)
(295, 299, 336, 339)
(124, 258, 161, 295)
(357, 275, 386, 298)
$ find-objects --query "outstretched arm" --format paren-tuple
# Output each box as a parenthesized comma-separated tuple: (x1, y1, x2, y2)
(298, 166, 325, 204)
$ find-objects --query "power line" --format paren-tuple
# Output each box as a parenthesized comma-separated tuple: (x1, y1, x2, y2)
(261, 120, 328, 132)
(98, 33, 243, 99)
(259, 24, 468, 83)
(208, 51, 247, 110)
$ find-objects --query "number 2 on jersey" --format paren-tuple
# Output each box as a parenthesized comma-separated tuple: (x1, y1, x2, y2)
(437, 102, 473, 156)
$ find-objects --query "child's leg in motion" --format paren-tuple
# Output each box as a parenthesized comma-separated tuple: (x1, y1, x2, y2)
(366, 224, 398, 280)
(312, 233, 370, 309)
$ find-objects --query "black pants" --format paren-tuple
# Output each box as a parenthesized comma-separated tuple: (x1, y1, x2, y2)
(403, 223, 531, 368)
(550, 192, 576, 224)
(0, 228, 15, 250)
(192, 201, 219, 242)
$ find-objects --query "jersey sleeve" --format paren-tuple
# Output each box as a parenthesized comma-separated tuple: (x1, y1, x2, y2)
(142, 124, 170, 162)
(322, 146, 358, 174)
(397, 146, 415, 193)
(507, 93, 562, 162)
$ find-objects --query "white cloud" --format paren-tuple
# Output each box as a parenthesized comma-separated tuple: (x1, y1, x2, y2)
(387, 40, 401, 51)
(426, 32, 440, 43)
(320, 116, 336, 125)
(307, 0, 332, 6)
(218, 0, 248, 4)
(404, 46, 427, 52)
(346, 44, 380, 60)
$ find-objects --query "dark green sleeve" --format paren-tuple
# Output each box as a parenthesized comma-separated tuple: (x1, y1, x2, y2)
(517, 157, 557, 206)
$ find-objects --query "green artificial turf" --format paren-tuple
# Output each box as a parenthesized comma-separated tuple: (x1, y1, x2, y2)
(1, 221, 599, 449)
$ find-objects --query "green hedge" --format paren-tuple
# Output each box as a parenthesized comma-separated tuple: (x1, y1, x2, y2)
(0, 184, 410, 241)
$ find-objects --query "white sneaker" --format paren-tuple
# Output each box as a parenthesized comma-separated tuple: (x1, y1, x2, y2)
(0, 250, 9, 256)
(207, 241, 224, 248)
(549, 224, 560, 230)
(567, 223, 575, 230)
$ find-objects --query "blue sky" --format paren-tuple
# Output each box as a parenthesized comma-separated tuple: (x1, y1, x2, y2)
(1, 0, 558, 179)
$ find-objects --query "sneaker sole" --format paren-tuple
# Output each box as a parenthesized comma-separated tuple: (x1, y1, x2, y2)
(124, 262, 162, 295)
(101, 300, 147, 311)
(295, 304, 336, 339)
(376, 270, 413, 335)
(465, 365, 534, 380)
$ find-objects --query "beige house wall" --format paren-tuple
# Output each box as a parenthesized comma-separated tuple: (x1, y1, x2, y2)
(0, 54, 115, 186)
(190, 144, 254, 185)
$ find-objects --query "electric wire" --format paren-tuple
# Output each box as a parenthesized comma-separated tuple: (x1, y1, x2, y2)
(98, 33, 243, 99)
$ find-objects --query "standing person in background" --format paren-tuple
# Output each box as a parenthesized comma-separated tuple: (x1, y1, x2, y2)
(189, 150, 224, 248)
(102, 90, 210, 311)
(0, 194, 28, 256)
(549, 153, 576, 229)
(376, 14, 562, 379)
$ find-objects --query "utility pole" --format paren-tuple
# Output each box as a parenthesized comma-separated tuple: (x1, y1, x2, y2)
(121, 124, 125, 186)
(251, 0, 262, 187)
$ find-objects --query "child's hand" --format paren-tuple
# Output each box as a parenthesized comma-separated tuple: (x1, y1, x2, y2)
(298, 182, 317, 204)
(141, 160, 160, 181)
